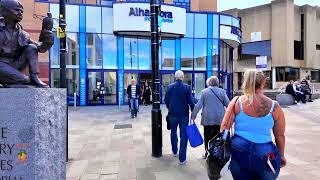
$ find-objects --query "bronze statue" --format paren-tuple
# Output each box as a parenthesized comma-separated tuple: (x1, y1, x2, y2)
(0, 0, 54, 88)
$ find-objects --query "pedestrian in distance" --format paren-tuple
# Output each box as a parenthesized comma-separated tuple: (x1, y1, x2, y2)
(293, 81, 306, 103)
(220, 69, 286, 180)
(165, 70, 195, 165)
(143, 82, 152, 105)
(191, 76, 230, 159)
(127, 79, 141, 118)
(285, 80, 303, 103)
(300, 79, 313, 102)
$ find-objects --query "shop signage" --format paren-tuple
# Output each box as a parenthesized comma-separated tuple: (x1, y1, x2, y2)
(251, 32, 261, 42)
(113, 3, 186, 35)
(256, 56, 268, 71)
(220, 25, 241, 44)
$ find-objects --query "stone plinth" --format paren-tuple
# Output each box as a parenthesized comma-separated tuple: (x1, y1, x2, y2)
(0, 88, 66, 180)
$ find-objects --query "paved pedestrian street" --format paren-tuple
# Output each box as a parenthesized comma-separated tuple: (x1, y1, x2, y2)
(66, 99, 320, 180)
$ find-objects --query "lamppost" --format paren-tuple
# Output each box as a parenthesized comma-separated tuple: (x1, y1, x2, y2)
(59, 0, 68, 161)
(150, 0, 162, 158)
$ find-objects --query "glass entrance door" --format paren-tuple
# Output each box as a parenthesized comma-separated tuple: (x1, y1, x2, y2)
(87, 70, 117, 105)
(161, 73, 175, 103)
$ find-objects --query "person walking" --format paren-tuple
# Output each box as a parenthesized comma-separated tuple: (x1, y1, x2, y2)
(220, 69, 286, 180)
(165, 70, 195, 165)
(143, 82, 152, 105)
(127, 79, 141, 118)
(191, 76, 230, 159)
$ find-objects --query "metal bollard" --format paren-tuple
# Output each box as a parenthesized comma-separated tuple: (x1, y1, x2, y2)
(118, 95, 121, 110)
(74, 92, 76, 107)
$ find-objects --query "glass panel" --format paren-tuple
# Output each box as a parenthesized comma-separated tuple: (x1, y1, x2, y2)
(181, 38, 193, 70)
(49, 4, 59, 30)
(161, 73, 175, 102)
(195, 73, 205, 99)
(50, 33, 79, 68)
(102, 8, 113, 34)
(232, 17, 240, 28)
(183, 73, 192, 86)
(186, 13, 194, 37)
(103, 35, 117, 69)
(161, 40, 175, 70)
(194, 14, 207, 38)
(138, 38, 151, 70)
(86, 34, 103, 69)
(50, 69, 60, 88)
(124, 38, 138, 70)
(124, 73, 138, 103)
(101, 0, 113, 6)
(86, 6, 102, 33)
(220, 42, 228, 72)
(212, 39, 219, 71)
(66, 69, 80, 105)
(194, 39, 207, 70)
(104, 72, 117, 104)
(66, 5, 79, 32)
(220, 15, 232, 26)
(212, 15, 219, 38)
(88, 72, 102, 104)
(66, 33, 79, 67)
(50, 33, 60, 68)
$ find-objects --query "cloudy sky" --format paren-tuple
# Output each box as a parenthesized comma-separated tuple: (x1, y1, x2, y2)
(218, 0, 320, 11)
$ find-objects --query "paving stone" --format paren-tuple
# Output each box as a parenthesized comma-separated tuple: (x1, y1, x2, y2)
(67, 100, 320, 180)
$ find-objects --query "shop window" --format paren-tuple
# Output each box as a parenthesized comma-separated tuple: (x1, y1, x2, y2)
(212, 40, 219, 71)
(212, 15, 219, 39)
(194, 14, 207, 38)
(50, 33, 79, 68)
(276, 67, 299, 82)
(294, 41, 304, 60)
(50, 4, 79, 32)
(194, 39, 207, 70)
(103, 35, 117, 69)
(311, 70, 320, 82)
(181, 38, 193, 70)
(50, 69, 60, 88)
(86, 34, 103, 69)
(195, 73, 205, 99)
(161, 40, 175, 70)
(232, 17, 240, 28)
(220, 15, 232, 26)
(124, 37, 138, 70)
(102, 8, 113, 34)
(138, 38, 151, 70)
(185, 13, 194, 38)
(86, 6, 102, 33)
(67, 0, 83, 3)
(220, 42, 232, 73)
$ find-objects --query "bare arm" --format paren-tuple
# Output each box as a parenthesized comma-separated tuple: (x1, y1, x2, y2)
(272, 103, 286, 157)
(220, 96, 239, 132)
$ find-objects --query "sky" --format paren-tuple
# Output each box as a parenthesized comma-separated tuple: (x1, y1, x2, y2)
(218, 0, 320, 11)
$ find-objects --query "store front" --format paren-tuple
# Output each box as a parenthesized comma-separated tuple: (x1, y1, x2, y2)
(48, 2, 241, 106)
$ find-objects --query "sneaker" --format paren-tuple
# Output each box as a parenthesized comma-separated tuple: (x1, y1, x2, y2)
(173, 153, 178, 157)
(202, 153, 207, 159)
(179, 160, 187, 165)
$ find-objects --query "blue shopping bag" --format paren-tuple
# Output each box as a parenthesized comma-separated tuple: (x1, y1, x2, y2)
(186, 120, 203, 148)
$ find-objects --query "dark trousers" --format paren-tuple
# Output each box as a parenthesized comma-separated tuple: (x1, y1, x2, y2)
(0, 44, 39, 85)
(204, 125, 221, 151)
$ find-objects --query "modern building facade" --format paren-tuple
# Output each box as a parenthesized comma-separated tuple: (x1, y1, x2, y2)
(25, 0, 241, 106)
(224, 0, 320, 90)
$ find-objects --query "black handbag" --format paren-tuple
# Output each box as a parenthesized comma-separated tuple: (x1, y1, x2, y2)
(206, 96, 238, 180)
(206, 130, 232, 180)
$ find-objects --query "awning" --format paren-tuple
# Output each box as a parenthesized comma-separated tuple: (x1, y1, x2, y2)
(241, 40, 271, 57)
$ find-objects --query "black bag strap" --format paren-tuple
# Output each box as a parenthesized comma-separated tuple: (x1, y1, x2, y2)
(209, 88, 224, 105)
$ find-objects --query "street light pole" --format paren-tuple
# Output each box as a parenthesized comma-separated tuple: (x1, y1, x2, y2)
(59, 0, 68, 161)
(150, 0, 162, 158)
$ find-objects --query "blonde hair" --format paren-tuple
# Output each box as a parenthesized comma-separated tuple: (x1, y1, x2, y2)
(242, 69, 266, 103)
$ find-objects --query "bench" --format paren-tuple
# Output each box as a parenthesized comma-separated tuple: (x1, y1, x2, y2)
(276, 94, 295, 106)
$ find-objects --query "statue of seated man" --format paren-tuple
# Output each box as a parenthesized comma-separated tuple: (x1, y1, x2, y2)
(0, 0, 54, 87)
